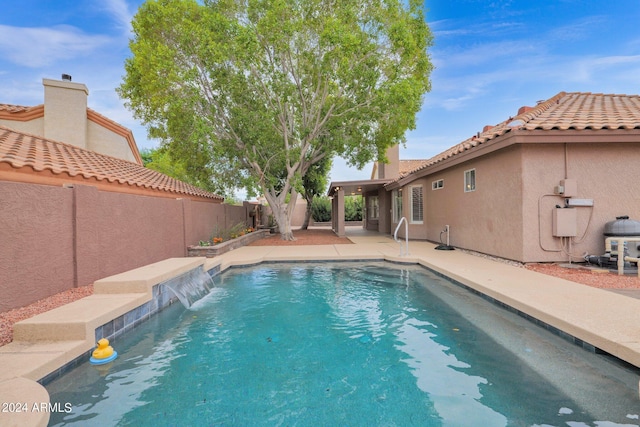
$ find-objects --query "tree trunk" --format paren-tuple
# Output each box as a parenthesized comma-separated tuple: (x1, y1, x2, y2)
(264, 190, 297, 241)
(300, 194, 313, 230)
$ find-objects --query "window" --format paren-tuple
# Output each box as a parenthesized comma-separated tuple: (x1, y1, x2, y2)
(392, 189, 403, 223)
(432, 179, 444, 190)
(410, 185, 423, 224)
(464, 169, 476, 192)
(368, 196, 379, 219)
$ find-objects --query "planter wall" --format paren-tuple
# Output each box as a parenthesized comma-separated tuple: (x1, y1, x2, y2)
(187, 229, 270, 257)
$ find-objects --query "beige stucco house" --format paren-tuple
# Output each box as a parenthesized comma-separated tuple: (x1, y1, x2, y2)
(0, 75, 142, 165)
(330, 91, 640, 263)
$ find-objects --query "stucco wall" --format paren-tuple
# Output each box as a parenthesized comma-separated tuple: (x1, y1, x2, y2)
(522, 142, 640, 262)
(289, 197, 308, 227)
(0, 182, 75, 309)
(398, 146, 525, 260)
(95, 190, 186, 277)
(0, 118, 44, 136)
(0, 182, 248, 313)
(259, 196, 310, 228)
(187, 200, 225, 244)
(87, 121, 137, 163)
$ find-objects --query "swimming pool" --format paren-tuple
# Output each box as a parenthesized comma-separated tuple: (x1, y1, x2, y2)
(46, 262, 639, 426)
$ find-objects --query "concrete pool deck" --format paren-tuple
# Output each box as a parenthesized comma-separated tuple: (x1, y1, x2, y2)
(2, 229, 640, 426)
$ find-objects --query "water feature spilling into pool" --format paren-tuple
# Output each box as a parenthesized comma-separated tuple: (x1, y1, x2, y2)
(46, 262, 639, 426)
(164, 267, 215, 309)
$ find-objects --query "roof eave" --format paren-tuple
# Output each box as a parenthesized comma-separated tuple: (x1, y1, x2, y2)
(328, 178, 392, 197)
(387, 127, 640, 189)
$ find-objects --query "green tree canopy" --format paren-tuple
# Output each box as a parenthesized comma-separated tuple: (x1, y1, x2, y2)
(119, 0, 433, 239)
(141, 147, 221, 194)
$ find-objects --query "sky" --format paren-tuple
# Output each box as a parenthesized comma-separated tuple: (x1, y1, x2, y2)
(2, 0, 640, 195)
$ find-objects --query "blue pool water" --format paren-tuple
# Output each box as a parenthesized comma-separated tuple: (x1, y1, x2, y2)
(47, 263, 639, 426)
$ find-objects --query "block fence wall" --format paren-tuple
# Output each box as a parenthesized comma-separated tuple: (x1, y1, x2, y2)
(0, 182, 250, 312)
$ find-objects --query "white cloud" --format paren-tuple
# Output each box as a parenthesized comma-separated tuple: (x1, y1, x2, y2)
(430, 17, 526, 41)
(547, 16, 606, 43)
(0, 24, 111, 68)
(567, 54, 640, 88)
(99, 0, 136, 35)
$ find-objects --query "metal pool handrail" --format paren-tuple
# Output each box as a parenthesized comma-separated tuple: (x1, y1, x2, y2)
(394, 217, 409, 257)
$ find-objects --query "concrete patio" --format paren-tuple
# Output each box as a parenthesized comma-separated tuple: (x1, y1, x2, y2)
(1, 227, 640, 426)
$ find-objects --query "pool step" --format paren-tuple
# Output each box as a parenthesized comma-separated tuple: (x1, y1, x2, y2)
(13, 258, 208, 343)
(12, 293, 149, 342)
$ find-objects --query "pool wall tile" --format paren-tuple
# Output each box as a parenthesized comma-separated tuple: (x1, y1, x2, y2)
(38, 348, 94, 386)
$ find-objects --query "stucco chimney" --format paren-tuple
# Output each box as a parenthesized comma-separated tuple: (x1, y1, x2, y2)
(43, 77, 89, 149)
(378, 144, 400, 179)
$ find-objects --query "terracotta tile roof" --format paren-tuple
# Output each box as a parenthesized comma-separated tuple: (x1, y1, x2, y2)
(399, 159, 429, 178)
(391, 92, 640, 183)
(0, 103, 45, 121)
(0, 103, 32, 113)
(0, 126, 223, 202)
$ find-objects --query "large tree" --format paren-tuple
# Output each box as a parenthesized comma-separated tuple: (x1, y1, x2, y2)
(119, 0, 433, 240)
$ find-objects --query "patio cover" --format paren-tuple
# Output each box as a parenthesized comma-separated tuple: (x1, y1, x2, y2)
(327, 179, 391, 237)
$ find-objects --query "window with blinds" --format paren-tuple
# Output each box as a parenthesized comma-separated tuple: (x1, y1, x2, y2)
(410, 185, 423, 224)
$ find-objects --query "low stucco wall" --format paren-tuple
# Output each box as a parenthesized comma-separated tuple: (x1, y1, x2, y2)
(0, 181, 249, 313)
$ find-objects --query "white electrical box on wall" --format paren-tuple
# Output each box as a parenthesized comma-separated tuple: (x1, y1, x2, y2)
(560, 179, 577, 198)
(552, 208, 577, 237)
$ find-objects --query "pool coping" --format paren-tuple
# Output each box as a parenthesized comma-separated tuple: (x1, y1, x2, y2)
(2, 238, 640, 426)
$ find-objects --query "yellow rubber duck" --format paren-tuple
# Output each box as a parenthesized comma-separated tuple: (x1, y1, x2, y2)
(90, 338, 118, 365)
(92, 339, 114, 359)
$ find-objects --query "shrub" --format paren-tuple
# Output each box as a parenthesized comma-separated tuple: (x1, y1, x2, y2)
(345, 196, 363, 221)
(311, 197, 331, 222)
